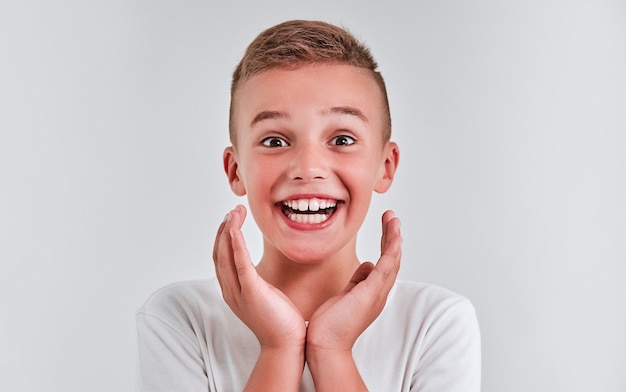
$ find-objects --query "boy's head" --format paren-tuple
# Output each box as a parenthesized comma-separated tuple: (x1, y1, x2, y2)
(229, 20, 391, 145)
(223, 20, 400, 264)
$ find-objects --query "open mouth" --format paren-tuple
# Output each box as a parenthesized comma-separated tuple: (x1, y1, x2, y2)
(280, 198, 338, 224)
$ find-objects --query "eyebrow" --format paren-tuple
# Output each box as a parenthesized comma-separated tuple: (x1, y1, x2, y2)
(250, 111, 288, 127)
(324, 106, 369, 124)
(249, 106, 368, 127)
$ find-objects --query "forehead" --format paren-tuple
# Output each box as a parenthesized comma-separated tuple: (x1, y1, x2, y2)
(232, 64, 385, 132)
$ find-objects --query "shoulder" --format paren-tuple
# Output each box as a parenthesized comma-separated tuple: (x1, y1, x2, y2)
(357, 281, 481, 390)
(139, 278, 221, 312)
(136, 278, 235, 390)
(382, 280, 479, 336)
(391, 280, 476, 314)
(136, 278, 224, 332)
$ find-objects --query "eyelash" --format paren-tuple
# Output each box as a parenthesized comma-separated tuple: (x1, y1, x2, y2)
(330, 135, 356, 146)
(260, 134, 356, 148)
(261, 136, 289, 147)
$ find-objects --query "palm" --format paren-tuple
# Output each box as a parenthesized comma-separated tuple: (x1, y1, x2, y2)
(236, 275, 306, 347)
(307, 263, 379, 351)
(213, 205, 306, 348)
(307, 210, 402, 352)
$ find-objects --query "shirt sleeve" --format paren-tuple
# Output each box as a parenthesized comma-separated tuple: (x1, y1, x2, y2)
(136, 310, 210, 392)
(411, 298, 482, 392)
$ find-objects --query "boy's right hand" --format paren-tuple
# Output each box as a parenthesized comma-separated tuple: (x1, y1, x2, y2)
(212, 205, 307, 351)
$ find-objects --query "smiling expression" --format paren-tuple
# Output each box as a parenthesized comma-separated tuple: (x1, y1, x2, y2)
(224, 64, 399, 265)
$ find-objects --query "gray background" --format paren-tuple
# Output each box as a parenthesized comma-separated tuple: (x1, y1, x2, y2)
(1, 1, 624, 391)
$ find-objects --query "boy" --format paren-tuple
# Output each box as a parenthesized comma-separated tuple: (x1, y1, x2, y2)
(137, 20, 481, 391)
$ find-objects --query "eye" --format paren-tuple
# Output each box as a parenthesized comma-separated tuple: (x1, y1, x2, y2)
(261, 136, 289, 148)
(330, 135, 356, 146)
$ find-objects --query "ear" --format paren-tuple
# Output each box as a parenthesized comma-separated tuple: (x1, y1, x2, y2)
(374, 141, 400, 194)
(223, 146, 247, 196)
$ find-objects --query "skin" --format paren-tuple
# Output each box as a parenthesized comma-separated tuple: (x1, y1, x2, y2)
(213, 63, 402, 391)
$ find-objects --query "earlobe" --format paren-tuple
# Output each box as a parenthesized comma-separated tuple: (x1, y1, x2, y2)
(223, 146, 247, 196)
(374, 142, 400, 194)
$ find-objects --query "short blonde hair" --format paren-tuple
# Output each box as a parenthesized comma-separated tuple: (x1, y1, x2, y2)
(229, 20, 391, 143)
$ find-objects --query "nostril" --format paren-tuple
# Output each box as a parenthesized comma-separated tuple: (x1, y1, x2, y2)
(288, 150, 329, 181)
(292, 175, 324, 181)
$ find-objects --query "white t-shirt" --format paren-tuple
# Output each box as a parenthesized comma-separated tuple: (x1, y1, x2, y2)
(136, 278, 481, 391)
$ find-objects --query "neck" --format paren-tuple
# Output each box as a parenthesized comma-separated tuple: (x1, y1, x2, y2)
(256, 246, 360, 320)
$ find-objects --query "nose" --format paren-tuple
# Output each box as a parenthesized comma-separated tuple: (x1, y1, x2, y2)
(287, 143, 329, 181)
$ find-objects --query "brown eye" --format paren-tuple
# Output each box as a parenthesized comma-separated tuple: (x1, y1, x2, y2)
(331, 135, 355, 146)
(261, 137, 289, 147)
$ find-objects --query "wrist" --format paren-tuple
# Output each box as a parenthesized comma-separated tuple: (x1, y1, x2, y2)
(244, 345, 305, 391)
(259, 342, 305, 363)
(305, 346, 354, 375)
(259, 342, 306, 372)
(306, 348, 366, 391)
(306, 344, 350, 358)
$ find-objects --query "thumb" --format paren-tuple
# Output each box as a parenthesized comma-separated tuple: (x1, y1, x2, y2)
(344, 262, 375, 292)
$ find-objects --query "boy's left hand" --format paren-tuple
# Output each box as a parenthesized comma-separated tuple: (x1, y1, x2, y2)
(306, 210, 402, 353)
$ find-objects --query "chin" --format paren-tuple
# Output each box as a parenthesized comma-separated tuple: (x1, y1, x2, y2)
(280, 246, 336, 265)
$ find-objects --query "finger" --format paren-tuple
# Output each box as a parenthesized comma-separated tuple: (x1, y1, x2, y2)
(212, 218, 228, 289)
(229, 224, 257, 291)
(382, 240, 402, 285)
(347, 235, 401, 314)
(212, 207, 237, 265)
(344, 262, 375, 292)
(383, 215, 401, 253)
(231, 204, 247, 229)
(373, 217, 403, 291)
(380, 210, 395, 253)
(213, 207, 243, 293)
(212, 219, 227, 265)
(379, 210, 400, 259)
(225, 204, 252, 272)
(226, 204, 257, 290)
(380, 216, 401, 263)
(379, 235, 402, 278)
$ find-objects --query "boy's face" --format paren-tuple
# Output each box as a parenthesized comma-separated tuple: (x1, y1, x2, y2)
(225, 64, 398, 264)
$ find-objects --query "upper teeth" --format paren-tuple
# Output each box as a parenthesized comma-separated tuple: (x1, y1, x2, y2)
(284, 198, 337, 212)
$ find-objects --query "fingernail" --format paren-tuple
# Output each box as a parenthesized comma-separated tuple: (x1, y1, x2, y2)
(224, 212, 231, 222)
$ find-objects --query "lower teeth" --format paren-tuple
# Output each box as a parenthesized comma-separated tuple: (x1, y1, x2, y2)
(288, 213, 329, 224)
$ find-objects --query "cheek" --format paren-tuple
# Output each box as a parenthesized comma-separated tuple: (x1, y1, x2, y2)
(345, 155, 383, 186)
(242, 159, 278, 196)
(340, 165, 378, 207)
